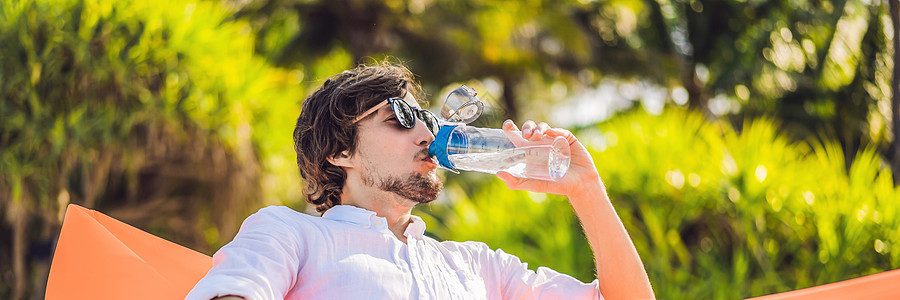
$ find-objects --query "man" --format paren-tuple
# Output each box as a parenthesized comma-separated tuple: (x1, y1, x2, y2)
(187, 62, 654, 299)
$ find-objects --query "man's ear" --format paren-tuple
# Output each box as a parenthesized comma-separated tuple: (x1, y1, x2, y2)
(327, 150, 353, 168)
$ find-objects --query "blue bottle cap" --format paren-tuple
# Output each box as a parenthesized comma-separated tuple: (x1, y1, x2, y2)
(428, 124, 460, 170)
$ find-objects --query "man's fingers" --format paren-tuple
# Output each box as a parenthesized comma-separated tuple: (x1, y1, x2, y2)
(521, 120, 537, 138)
(544, 127, 577, 145)
(506, 120, 577, 145)
(502, 119, 519, 131)
(501, 120, 528, 147)
(497, 171, 527, 190)
(530, 122, 551, 141)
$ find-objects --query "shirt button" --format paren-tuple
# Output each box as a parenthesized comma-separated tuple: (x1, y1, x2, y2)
(374, 219, 384, 227)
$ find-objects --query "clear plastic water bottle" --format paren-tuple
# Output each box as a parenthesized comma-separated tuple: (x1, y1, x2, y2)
(428, 124, 571, 181)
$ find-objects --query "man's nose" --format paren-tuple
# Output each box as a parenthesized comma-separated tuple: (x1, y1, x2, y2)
(414, 119, 435, 147)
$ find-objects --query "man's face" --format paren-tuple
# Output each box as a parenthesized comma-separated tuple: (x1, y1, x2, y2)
(351, 93, 443, 204)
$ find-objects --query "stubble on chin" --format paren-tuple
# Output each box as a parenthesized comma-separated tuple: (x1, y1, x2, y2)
(379, 171, 443, 204)
(360, 152, 444, 204)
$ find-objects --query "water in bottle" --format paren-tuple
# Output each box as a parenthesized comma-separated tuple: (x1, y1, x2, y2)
(428, 124, 571, 181)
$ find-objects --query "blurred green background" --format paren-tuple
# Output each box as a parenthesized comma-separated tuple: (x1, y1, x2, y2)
(1, 0, 898, 299)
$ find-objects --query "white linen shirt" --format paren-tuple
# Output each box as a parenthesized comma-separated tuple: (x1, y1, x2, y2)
(186, 205, 602, 300)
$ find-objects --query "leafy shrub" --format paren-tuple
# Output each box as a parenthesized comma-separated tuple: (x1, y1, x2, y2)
(418, 108, 900, 299)
(0, 0, 302, 297)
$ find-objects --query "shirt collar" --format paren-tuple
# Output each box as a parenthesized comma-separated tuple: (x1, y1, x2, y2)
(322, 205, 427, 238)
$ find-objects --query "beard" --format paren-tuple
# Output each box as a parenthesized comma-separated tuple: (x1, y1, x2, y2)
(362, 168, 443, 204)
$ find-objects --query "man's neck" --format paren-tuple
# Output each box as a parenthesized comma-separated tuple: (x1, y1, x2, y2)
(340, 187, 417, 243)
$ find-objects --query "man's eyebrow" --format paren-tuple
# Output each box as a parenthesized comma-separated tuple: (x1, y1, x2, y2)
(376, 105, 394, 118)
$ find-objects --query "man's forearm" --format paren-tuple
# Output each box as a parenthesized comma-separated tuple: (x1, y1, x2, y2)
(567, 178, 654, 299)
(494, 121, 653, 298)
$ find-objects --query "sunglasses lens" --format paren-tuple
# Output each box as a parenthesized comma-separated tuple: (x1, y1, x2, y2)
(391, 99, 416, 129)
(390, 98, 439, 136)
(419, 110, 440, 136)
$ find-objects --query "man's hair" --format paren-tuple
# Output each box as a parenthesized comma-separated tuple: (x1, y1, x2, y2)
(293, 61, 424, 213)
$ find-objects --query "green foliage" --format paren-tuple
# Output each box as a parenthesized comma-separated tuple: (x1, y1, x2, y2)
(0, 0, 302, 297)
(419, 108, 900, 299)
(233, 0, 895, 172)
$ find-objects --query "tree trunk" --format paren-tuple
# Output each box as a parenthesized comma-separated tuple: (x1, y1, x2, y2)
(11, 199, 26, 300)
(501, 75, 519, 121)
(683, 61, 709, 116)
(891, 0, 900, 185)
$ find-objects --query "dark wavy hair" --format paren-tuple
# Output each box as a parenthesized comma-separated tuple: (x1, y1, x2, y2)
(293, 62, 424, 213)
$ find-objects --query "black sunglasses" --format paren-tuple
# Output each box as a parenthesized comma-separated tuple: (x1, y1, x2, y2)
(352, 97, 440, 136)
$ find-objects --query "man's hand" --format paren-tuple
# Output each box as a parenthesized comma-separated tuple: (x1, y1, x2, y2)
(496, 119, 601, 197)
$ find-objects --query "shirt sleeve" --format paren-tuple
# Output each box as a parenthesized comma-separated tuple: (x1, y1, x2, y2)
(186, 207, 307, 300)
(464, 242, 604, 300)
